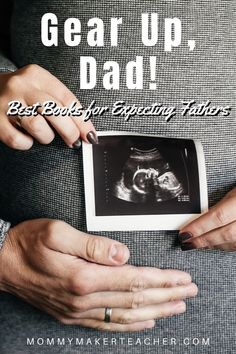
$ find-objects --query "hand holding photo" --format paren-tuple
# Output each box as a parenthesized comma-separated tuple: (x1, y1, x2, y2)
(83, 132, 208, 231)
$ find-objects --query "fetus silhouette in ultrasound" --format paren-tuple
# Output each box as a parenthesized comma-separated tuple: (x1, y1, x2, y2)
(113, 147, 183, 203)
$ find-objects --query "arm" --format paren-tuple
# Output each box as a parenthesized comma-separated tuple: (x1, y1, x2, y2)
(0, 1, 97, 149)
(0, 218, 197, 331)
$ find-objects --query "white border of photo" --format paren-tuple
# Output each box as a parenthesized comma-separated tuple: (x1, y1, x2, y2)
(82, 131, 208, 231)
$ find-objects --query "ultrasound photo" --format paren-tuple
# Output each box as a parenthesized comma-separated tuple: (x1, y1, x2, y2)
(83, 132, 208, 231)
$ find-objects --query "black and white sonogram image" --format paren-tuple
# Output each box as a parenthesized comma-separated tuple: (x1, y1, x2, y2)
(92, 135, 201, 216)
(113, 147, 183, 203)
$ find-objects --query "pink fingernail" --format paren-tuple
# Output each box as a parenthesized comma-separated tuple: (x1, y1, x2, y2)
(187, 284, 198, 297)
(174, 301, 186, 313)
(110, 245, 129, 263)
(145, 321, 155, 329)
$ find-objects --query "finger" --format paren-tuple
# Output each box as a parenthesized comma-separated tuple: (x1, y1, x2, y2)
(0, 114, 33, 150)
(65, 283, 198, 312)
(185, 221, 236, 250)
(23, 297, 155, 332)
(179, 196, 236, 242)
(67, 262, 192, 295)
(31, 299, 155, 331)
(26, 66, 97, 143)
(27, 92, 80, 147)
(55, 97, 97, 144)
(48, 98, 97, 145)
(17, 112, 55, 145)
(212, 241, 236, 251)
(72, 115, 98, 145)
(46, 222, 130, 266)
(41, 68, 98, 144)
(64, 301, 186, 323)
(60, 318, 155, 332)
(222, 188, 236, 200)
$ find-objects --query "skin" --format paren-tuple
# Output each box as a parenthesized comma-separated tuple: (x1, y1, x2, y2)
(0, 65, 198, 331)
(179, 187, 236, 251)
(0, 64, 96, 149)
(0, 219, 198, 332)
(1, 64, 234, 331)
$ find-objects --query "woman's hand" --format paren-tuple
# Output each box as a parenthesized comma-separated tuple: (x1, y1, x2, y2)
(179, 187, 236, 251)
(0, 64, 97, 150)
(0, 219, 198, 332)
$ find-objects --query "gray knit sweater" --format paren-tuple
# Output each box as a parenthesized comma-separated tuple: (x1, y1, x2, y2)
(0, 1, 235, 354)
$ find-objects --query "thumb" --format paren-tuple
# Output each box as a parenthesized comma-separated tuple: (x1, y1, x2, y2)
(55, 223, 130, 266)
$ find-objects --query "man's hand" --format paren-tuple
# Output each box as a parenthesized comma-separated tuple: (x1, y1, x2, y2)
(0, 64, 97, 150)
(179, 188, 236, 251)
(0, 219, 198, 332)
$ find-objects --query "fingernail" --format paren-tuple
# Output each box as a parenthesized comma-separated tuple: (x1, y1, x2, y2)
(73, 138, 82, 150)
(87, 131, 98, 145)
(186, 284, 198, 297)
(145, 321, 155, 329)
(181, 243, 196, 251)
(110, 245, 129, 263)
(174, 301, 186, 313)
(179, 232, 193, 242)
